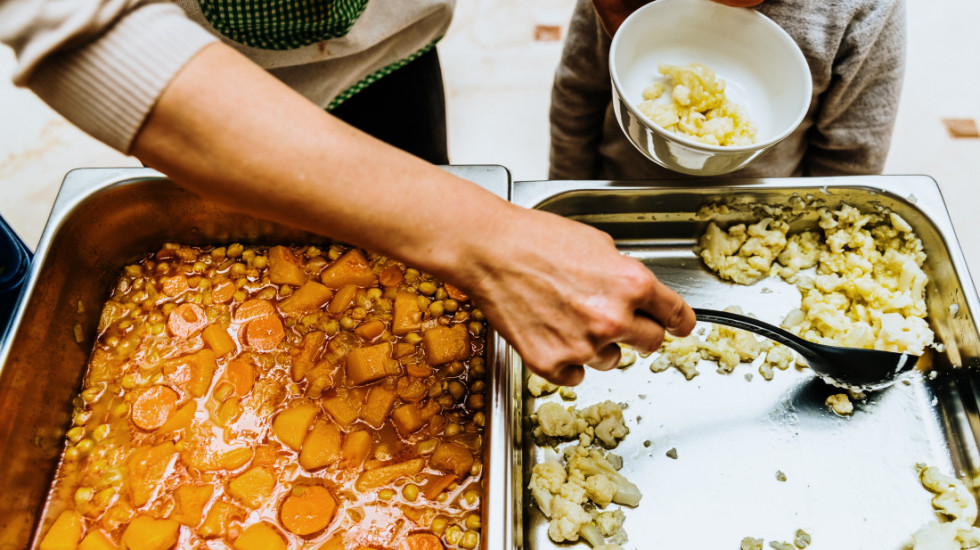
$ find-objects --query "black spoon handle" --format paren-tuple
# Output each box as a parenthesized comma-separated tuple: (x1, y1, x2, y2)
(693, 308, 818, 361)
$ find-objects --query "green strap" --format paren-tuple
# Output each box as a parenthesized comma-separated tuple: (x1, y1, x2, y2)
(327, 38, 441, 111)
(198, 0, 369, 50)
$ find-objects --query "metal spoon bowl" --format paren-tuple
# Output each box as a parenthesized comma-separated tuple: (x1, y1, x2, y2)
(694, 308, 919, 391)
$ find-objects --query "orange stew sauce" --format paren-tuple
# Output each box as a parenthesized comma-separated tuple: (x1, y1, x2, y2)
(38, 243, 487, 550)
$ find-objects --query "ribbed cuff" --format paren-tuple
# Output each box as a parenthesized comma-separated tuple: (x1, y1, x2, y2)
(26, 4, 217, 153)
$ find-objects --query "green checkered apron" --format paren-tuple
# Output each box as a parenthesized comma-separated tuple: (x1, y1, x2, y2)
(198, 0, 441, 109)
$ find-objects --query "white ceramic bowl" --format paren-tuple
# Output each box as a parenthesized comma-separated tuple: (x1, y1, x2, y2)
(610, 0, 812, 176)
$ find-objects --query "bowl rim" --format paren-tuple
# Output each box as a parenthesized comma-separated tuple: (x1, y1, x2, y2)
(609, 0, 813, 153)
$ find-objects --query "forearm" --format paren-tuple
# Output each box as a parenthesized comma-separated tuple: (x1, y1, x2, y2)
(133, 42, 512, 285)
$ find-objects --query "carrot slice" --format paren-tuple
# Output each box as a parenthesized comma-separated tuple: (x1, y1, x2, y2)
(167, 303, 207, 338)
(444, 283, 469, 302)
(405, 363, 432, 378)
(327, 284, 357, 315)
(379, 266, 403, 287)
(212, 279, 236, 303)
(131, 385, 180, 431)
(223, 360, 255, 397)
(279, 485, 337, 536)
(162, 275, 190, 297)
(234, 298, 276, 322)
(245, 316, 285, 352)
(422, 473, 457, 501)
(402, 533, 445, 550)
(354, 319, 386, 341)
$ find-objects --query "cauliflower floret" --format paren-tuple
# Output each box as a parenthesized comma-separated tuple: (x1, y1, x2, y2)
(527, 372, 559, 397)
(740, 537, 765, 550)
(592, 508, 626, 540)
(652, 334, 702, 379)
(529, 460, 566, 517)
(580, 401, 630, 448)
(534, 402, 589, 440)
(547, 496, 593, 543)
(617, 344, 638, 368)
(585, 474, 618, 508)
(565, 444, 642, 507)
(825, 393, 854, 416)
(919, 465, 978, 524)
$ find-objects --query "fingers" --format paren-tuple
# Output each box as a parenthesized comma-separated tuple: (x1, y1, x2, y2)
(586, 343, 623, 372)
(549, 364, 586, 387)
(636, 276, 697, 337)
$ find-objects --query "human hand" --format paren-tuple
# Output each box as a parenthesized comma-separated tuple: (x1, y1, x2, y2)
(592, 0, 766, 37)
(457, 204, 696, 386)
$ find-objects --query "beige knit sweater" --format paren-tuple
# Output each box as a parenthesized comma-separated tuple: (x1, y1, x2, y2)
(0, 0, 454, 152)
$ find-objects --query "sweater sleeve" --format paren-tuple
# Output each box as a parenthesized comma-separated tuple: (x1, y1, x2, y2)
(548, 0, 612, 180)
(0, 1, 217, 152)
(803, 0, 906, 176)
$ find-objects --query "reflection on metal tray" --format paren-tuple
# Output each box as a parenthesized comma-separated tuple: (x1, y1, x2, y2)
(510, 176, 980, 549)
(0, 166, 514, 550)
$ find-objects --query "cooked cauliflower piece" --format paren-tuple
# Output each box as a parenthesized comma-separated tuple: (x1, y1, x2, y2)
(534, 402, 589, 440)
(533, 400, 629, 449)
(741, 537, 764, 550)
(651, 334, 703, 379)
(825, 393, 854, 417)
(696, 218, 790, 285)
(907, 465, 980, 549)
(564, 443, 643, 507)
(528, 372, 559, 397)
(547, 496, 595, 543)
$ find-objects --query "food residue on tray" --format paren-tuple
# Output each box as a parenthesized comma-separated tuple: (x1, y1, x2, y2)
(740, 529, 810, 550)
(637, 63, 757, 146)
(907, 464, 980, 549)
(38, 243, 488, 550)
(825, 393, 855, 417)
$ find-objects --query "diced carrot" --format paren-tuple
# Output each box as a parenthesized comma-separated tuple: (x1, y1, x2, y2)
(131, 385, 180, 431)
(245, 315, 285, 352)
(418, 400, 441, 423)
(228, 466, 275, 508)
(360, 385, 397, 429)
(272, 400, 319, 451)
(39, 510, 83, 550)
(167, 303, 208, 338)
(211, 279, 236, 304)
(299, 419, 342, 470)
(322, 395, 360, 428)
(320, 249, 377, 288)
(165, 349, 217, 397)
(327, 284, 358, 315)
(157, 401, 196, 433)
(197, 500, 241, 539)
(233, 522, 287, 550)
(202, 324, 237, 357)
(402, 533, 445, 550)
(394, 342, 418, 359)
(279, 281, 333, 315)
(216, 397, 244, 426)
(121, 516, 178, 550)
(395, 376, 427, 403)
(346, 342, 393, 386)
(391, 403, 425, 436)
(422, 325, 471, 366)
(173, 484, 214, 527)
(291, 331, 326, 381)
(430, 442, 474, 478)
(279, 485, 337, 536)
(222, 360, 255, 397)
(219, 447, 254, 470)
(405, 363, 432, 378)
(392, 292, 422, 336)
(268, 245, 308, 287)
(127, 442, 177, 507)
(339, 430, 372, 470)
(78, 529, 116, 550)
(422, 473, 457, 501)
(355, 319, 386, 341)
(444, 283, 469, 302)
(162, 275, 190, 297)
(378, 265, 403, 287)
(354, 458, 425, 491)
(233, 299, 276, 322)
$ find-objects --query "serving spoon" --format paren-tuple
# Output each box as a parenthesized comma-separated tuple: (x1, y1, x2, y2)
(694, 308, 919, 391)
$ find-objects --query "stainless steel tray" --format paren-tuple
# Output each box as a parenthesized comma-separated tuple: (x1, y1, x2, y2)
(510, 176, 980, 549)
(0, 166, 514, 550)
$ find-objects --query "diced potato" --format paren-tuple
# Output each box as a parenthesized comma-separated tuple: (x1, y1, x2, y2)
(322, 395, 360, 428)
(360, 385, 397, 429)
(391, 403, 425, 436)
(268, 246, 307, 287)
(339, 430, 372, 470)
(317, 535, 345, 550)
(422, 325, 470, 366)
(392, 292, 422, 336)
(165, 349, 217, 398)
(202, 324, 236, 357)
(157, 401, 196, 434)
(291, 331, 326, 382)
(394, 342, 417, 359)
(233, 522, 287, 550)
(120, 516, 179, 550)
(346, 342, 394, 386)
(221, 360, 255, 397)
(279, 281, 334, 315)
(228, 466, 275, 508)
(430, 442, 474, 478)
(78, 530, 116, 550)
(320, 249, 377, 289)
(127, 442, 177, 507)
(299, 419, 342, 470)
(354, 458, 425, 491)
(173, 484, 214, 527)
(219, 447, 255, 470)
(39, 510, 83, 550)
(233, 298, 276, 322)
(197, 500, 241, 539)
(272, 400, 319, 451)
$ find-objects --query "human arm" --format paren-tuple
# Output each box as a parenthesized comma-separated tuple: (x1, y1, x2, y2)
(128, 44, 698, 384)
(590, 0, 764, 37)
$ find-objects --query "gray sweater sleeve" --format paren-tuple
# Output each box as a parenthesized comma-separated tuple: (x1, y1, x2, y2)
(801, 0, 906, 176)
